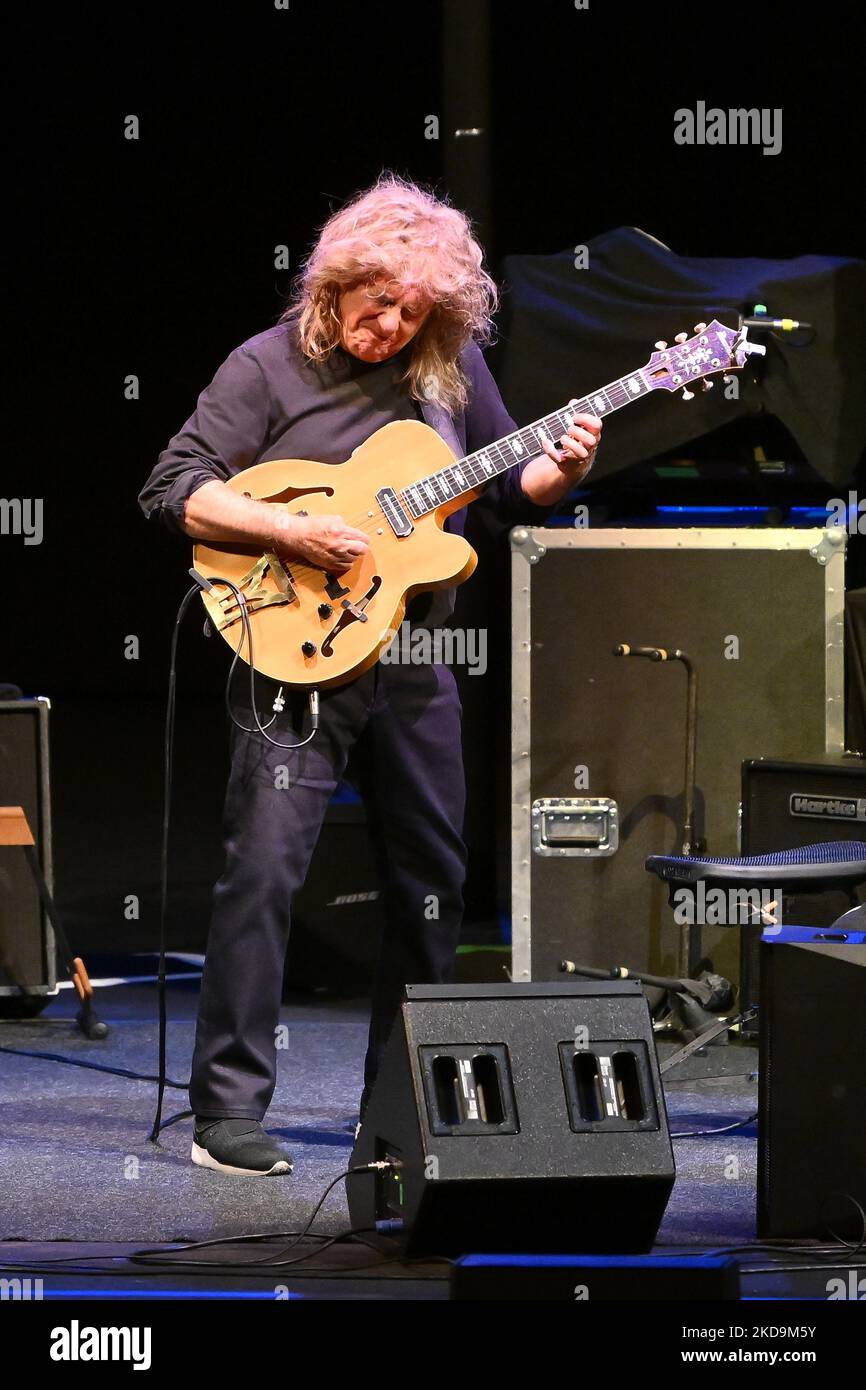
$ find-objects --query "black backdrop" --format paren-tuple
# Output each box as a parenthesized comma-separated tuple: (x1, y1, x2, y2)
(5, 1, 865, 953)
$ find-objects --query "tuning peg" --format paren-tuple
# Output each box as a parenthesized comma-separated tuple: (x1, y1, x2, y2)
(674, 332, 689, 343)
(654, 340, 668, 351)
(694, 322, 707, 333)
(700, 378, 714, 391)
(681, 387, 695, 400)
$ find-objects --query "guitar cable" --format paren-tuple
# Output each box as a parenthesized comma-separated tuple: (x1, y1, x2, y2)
(149, 570, 320, 1143)
(191, 570, 321, 751)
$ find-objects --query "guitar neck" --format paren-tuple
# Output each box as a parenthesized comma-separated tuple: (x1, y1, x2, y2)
(398, 316, 755, 518)
(402, 365, 653, 519)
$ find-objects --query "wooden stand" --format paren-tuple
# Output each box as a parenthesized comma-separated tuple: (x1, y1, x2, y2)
(0, 806, 107, 1039)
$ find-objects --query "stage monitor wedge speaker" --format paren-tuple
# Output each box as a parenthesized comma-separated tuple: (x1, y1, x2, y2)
(0, 698, 56, 996)
(758, 931, 866, 1239)
(347, 981, 675, 1257)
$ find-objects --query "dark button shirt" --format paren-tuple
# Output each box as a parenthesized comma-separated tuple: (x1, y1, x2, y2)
(139, 323, 556, 626)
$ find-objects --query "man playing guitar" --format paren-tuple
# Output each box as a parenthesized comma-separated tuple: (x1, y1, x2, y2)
(139, 174, 600, 1175)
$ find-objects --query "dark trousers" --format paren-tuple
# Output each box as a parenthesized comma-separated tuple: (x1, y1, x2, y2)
(189, 657, 467, 1120)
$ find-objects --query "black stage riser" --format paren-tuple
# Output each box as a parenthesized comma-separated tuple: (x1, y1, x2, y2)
(451, 1255, 739, 1301)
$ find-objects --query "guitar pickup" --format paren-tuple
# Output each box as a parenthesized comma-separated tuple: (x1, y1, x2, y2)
(376, 486, 413, 538)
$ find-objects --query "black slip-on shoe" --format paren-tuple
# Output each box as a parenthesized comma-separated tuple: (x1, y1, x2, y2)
(353, 1086, 371, 1142)
(191, 1118, 293, 1176)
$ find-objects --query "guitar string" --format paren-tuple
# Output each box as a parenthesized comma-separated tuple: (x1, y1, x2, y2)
(226, 399, 606, 594)
(224, 349, 735, 590)
(228, 386, 646, 589)
(280, 390, 618, 538)
(284, 336, 729, 538)
(271, 330, 733, 539)
(298, 350, 721, 535)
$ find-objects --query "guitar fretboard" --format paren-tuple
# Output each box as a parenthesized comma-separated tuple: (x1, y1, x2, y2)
(400, 367, 652, 518)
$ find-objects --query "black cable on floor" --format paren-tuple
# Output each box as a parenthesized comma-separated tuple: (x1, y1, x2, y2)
(0, 1239, 451, 1280)
(690, 1226, 866, 1262)
(664, 1071, 758, 1084)
(670, 1111, 758, 1139)
(0, 1043, 187, 1089)
(128, 1164, 388, 1270)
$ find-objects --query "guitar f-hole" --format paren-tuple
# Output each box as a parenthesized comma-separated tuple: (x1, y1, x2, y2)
(321, 576, 382, 656)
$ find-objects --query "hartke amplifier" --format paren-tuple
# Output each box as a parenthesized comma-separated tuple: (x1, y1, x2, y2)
(347, 981, 674, 1256)
(740, 759, 866, 1027)
(511, 528, 845, 989)
(758, 931, 866, 1239)
(0, 698, 56, 997)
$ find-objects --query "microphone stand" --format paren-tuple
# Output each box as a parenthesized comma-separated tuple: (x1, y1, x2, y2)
(613, 645, 703, 974)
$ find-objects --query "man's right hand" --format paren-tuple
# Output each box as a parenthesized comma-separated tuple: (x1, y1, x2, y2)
(278, 513, 371, 573)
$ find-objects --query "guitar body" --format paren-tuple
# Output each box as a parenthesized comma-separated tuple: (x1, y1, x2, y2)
(193, 419, 481, 688)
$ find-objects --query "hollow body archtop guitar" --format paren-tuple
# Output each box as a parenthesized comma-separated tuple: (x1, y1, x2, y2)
(193, 321, 762, 688)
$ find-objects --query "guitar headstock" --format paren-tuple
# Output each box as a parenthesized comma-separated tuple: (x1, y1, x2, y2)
(643, 318, 766, 399)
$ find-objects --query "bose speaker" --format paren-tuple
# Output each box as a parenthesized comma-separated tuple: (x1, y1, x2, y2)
(285, 793, 384, 995)
(347, 981, 674, 1256)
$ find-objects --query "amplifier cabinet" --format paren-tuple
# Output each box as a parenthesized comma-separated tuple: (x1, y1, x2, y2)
(511, 528, 846, 983)
(286, 798, 384, 995)
(739, 757, 866, 1023)
(0, 698, 56, 994)
(758, 933, 866, 1238)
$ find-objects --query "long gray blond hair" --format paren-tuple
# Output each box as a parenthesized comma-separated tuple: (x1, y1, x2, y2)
(280, 173, 498, 414)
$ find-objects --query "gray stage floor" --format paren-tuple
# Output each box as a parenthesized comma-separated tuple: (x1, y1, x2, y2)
(0, 973, 760, 1247)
